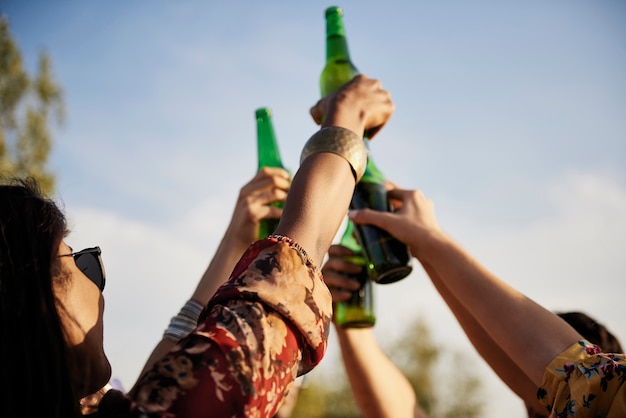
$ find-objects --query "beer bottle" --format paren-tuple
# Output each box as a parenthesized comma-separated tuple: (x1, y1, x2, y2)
(334, 220, 376, 328)
(320, 6, 412, 284)
(255, 107, 287, 239)
(320, 6, 359, 97)
(350, 143, 413, 284)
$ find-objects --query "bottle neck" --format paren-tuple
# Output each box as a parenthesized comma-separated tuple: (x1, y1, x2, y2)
(325, 14, 351, 62)
(340, 220, 364, 258)
(340, 220, 359, 251)
(326, 34, 351, 62)
(360, 141, 386, 183)
(256, 110, 285, 170)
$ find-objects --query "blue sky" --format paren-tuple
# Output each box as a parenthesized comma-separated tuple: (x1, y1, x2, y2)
(4, 1, 626, 416)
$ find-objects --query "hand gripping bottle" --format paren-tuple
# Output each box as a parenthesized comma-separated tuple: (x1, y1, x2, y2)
(320, 6, 412, 283)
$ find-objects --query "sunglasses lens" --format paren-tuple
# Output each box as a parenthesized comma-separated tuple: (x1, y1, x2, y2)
(75, 250, 105, 291)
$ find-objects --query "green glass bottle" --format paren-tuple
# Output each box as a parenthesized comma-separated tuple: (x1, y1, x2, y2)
(256, 107, 287, 239)
(350, 143, 413, 284)
(320, 6, 359, 98)
(320, 6, 412, 284)
(334, 220, 376, 328)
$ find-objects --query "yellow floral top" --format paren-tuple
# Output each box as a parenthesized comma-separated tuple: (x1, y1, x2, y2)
(538, 340, 626, 417)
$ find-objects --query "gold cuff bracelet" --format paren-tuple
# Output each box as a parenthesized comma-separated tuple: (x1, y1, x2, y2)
(300, 126, 367, 182)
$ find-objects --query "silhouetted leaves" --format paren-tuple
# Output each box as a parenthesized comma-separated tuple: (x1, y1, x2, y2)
(0, 15, 64, 194)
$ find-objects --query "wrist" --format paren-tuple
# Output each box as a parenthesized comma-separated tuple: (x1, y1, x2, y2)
(322, 97, 367, 136)
(321, 118, 365, 139)
(300, 127, 367, 182)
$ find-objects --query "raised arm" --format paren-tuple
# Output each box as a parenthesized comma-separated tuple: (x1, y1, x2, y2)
(138, 167, 291, 377)
(277, 75, 393, 266)
(112, 75, 395, 417)
(324, 244, 428, 418)
(420, 261, 541, 408)
(348, 188, 581, 386)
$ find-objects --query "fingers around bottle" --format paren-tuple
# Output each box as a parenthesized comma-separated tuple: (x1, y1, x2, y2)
(252, 167, 291, 188)
(347, 208, 384, 227)
(385, 187, 415, 201)
(241, 172, 290, 201)
(382, 181, 402, 207)
(257, 166, 291, 180)
(322, 252, 363, 276)
(323, 271, 360, 302)
(262, 205, 283, 222)
(383, 179, 400, 191)
(327, 244, 356, 258)
(310, 97, 329, 125)
(329, 287, 354, 303)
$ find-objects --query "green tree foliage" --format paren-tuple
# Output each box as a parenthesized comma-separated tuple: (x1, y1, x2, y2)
(289, 361, 362, 418)
(387, 316, 440, 414)
(289, 316, 484, 417)
(0, 15, 64, 194)
(387, 316, 484, 417)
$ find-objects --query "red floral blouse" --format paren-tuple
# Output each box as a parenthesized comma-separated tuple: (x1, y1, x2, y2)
(96, 236, 332, 417)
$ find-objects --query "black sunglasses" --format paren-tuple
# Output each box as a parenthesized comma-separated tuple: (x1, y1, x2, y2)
(59, 246, 106, 291)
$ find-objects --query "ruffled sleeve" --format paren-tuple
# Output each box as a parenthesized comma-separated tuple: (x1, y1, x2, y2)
(127, 236, 332, 418)
(206, 235, 332, 374)
(537, 340, 626, 417)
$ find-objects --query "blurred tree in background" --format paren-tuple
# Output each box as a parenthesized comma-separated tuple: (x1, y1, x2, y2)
(387, 316, 483, 417)
(0, 15, 64, 194)
(290, 316, 484, 417)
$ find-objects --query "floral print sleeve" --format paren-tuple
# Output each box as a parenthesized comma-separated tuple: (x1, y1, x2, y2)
(101, 236, 332, 418)
(537, 340, 626, 417)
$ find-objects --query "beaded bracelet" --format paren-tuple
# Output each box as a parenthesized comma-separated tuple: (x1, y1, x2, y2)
(268, 234, 316, 269)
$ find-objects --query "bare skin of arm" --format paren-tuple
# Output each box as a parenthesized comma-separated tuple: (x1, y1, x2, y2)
(277, 75, 393, 267)
(138, 167, 291, 376)
(335, 327, 427, 418)
(324, 244, 428, 418)
(422, 261, 543, 409)
(136, 74, 394, 386)
(348, 188, 582, 387)
(191, 167, 291, 302)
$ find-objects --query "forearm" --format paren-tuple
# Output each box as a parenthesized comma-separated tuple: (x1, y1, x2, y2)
(422, 262, 540, 405)
(190, 233, 251, 304)
(137, 298, 204, 380)
(130, 238, 332, 416)
(417, 231, 581, 384)
(275, 152, 354, 267)
(139, 129, 359, 391)
(138, 235, 249, 378)
(335, 327, 418, 418)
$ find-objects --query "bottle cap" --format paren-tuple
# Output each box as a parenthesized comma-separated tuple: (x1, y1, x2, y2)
(325, 6, 343, 18)
(255, 107, 271, 118)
